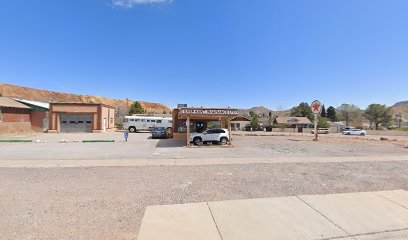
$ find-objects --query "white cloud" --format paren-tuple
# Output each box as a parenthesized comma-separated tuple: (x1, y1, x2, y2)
(112, 0, 173, 8)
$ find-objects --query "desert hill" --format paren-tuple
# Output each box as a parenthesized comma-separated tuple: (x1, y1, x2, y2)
(0, 84, 170, 123)
(392, 101, 408, 119)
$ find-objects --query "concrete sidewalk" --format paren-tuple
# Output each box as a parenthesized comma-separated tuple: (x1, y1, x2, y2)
(137, 190, 408, 240)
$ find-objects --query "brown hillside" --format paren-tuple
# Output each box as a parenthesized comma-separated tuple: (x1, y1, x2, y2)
(0, 84, 170, 116)
(393, 101, 408, 119)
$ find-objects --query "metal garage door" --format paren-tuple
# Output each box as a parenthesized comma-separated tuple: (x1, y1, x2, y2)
(60, 114, 93, 133)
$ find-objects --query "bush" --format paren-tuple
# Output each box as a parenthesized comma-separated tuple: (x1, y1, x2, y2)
(244, 125, 252, 131)
(265, 126, 273, 132)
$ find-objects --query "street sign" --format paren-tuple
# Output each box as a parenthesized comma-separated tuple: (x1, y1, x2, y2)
(311, 100, 322, 115)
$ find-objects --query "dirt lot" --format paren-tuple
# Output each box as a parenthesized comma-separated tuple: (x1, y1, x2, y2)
(1, 132, 408, 239)
(2, 161, 408, 240)
(0, 132, 407, 161)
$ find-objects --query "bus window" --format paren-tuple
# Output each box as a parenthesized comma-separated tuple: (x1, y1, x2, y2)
(156, 120, 162, 123)
(151, 120, 156, 123)
(147, 119, 151, 122)
(141, 119, 146, 122)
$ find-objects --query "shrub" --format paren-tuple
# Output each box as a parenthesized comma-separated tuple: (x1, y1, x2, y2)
(265, 126, 273, 132)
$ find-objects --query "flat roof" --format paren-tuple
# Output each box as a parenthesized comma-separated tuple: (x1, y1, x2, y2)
(50, 102, 115, 109)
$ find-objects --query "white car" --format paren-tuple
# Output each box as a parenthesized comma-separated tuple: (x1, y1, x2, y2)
(343, 129, 367, 136)
(190, 128, 230, 145)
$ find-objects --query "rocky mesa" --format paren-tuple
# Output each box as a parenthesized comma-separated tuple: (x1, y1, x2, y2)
(0, 84, 171, 116)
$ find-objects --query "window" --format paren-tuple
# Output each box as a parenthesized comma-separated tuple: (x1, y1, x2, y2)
(135, 119, 140, 122)
(86, 121, 92, 124)
(207, 121, 221, 129)
(147, 119, 151, 122)
(141, 119, 146, 122)
(78, 121, 84, 124)
(124, 118, 128, 122)
(156, 120, 162, 123)
(151, 120, 156, 123)
(62, 121, 67, 124)
(70, 121, 76, 124)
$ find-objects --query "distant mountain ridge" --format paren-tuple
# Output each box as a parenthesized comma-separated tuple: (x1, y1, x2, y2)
(392, 101, 408, 118)
(0, 84, 170, 122)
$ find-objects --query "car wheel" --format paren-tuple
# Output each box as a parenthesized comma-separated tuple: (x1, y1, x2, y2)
(193, 137, 202, 145)
(346, 132, 351, 135)
(129, 127, 136, 133)
(360, 133, 365, 136)
(220, 137, 228, 145)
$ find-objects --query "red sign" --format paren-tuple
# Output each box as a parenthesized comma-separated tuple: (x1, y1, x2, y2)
(311, 100, 322, 114)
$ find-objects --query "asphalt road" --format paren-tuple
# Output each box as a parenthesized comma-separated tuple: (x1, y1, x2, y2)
(2, 160, 408, 240)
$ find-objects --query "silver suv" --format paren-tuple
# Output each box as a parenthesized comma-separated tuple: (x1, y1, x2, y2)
(190, 128, 230, 145)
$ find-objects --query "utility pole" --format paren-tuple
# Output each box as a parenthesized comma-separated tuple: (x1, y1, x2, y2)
(125, 98, 129, 116)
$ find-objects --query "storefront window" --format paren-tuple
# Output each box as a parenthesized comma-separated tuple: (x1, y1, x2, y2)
(0, 108, 3, 122)
(207, 121, 221, 129)
(177, 120, 187, 133)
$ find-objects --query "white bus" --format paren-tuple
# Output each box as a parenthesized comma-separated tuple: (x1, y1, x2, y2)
(123, 116, 173, 133)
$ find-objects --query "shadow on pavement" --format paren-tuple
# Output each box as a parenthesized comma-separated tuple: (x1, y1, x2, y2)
(156, 139, 185, 148)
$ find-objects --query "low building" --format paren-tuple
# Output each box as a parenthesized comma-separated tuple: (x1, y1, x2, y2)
(231, 116, 251, 131)
(0, 97, 32, 133)
(14, 99, 49, 132)
(48, 103, 115, 133)
(172, 107, 238, 146)
(274, 116, 312, 133)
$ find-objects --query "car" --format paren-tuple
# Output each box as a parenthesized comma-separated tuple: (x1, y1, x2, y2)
(151, 127, 167, 139)
(190, 128, 230, 145)
(343, 129, 367, 136)
(311, 128, 330, 134)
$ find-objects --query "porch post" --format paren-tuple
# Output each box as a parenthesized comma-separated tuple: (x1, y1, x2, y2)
(227, 117, 232, 145)
(186, 115, 190, 147)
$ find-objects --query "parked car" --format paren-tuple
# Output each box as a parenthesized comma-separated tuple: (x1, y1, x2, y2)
(343, 129, 367, 136)
(311, 128, 330, 134)
(190, 128, 230, 145)
(152, 127, 167, 139)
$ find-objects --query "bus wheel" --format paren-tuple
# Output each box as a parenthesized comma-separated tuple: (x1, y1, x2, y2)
(129, 127, 136, 133)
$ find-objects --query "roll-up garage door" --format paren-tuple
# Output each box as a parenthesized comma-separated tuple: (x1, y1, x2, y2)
(60, 114, 93, 133)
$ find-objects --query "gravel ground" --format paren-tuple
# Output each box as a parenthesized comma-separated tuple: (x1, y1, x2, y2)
(2, 160, 408, 240)
(0, 133, 407, 160)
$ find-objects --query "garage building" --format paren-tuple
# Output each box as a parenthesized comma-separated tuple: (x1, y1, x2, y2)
(48, 103, 115, 133)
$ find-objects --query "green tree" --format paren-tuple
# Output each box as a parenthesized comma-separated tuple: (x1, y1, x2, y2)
(326, 106, 337, 122)
(364, 104, 393, 130)
(321, 105, 327, 118)
(290, 102, 314, 121)
(337, 104, 362, 126)
(317, 117, 330, 128)
(250, 116, 260, 130)
(128, 101, 144, 115)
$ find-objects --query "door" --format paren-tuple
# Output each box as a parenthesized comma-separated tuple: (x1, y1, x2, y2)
(60, 114, 93, 133)
(196, 121, 204, 133)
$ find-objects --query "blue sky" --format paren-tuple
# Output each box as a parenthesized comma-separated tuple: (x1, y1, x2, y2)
(0, 0, 407, 110)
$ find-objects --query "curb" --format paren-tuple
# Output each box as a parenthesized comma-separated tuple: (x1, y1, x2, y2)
(82, 140, 115, 143)
(0, 140, 33, 143)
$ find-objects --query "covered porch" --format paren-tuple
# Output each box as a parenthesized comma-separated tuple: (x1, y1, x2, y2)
(172, 108, 238, 147)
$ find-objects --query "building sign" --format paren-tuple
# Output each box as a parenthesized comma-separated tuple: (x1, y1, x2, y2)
(180, 109, 238, 115)
(311, 100, 322, 115)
